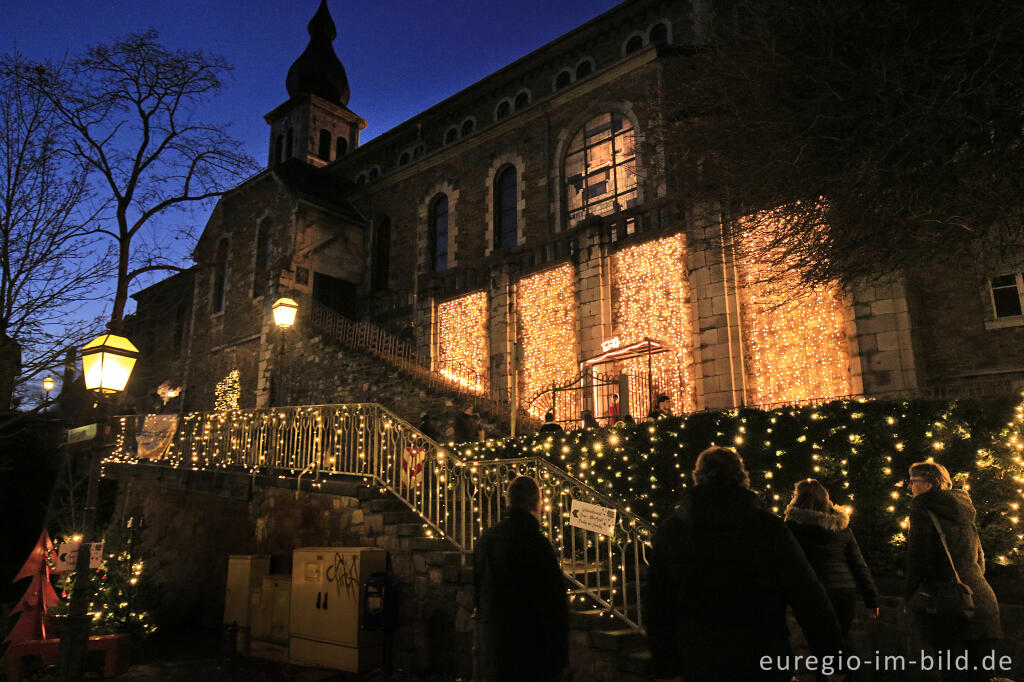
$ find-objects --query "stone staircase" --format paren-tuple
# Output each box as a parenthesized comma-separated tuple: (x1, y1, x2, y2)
(351, 488, 651, 681)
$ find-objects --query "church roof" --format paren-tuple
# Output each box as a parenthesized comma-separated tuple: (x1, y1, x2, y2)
(285, 0, 351, 107)
(273, 159, 363, 223)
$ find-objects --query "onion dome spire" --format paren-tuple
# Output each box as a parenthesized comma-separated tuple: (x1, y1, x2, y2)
(285, 0, 351, 107)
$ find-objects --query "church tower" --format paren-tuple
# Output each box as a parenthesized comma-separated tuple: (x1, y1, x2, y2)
(264, 0, 366, 167)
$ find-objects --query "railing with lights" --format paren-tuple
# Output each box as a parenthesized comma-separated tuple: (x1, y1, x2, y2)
(110, 403, 654, 631)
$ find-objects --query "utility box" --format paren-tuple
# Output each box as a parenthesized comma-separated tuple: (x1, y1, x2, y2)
(224, 555, 270, 629)
(250, 574, 291, 663)
(289, 547, 386, 672)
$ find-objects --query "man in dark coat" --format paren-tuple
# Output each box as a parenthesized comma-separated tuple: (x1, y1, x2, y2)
(538, 411, 563, 433)
(646, 447, 845, 682)
(474, 476, 568, 682)
(906, 461, 1002, 681)
(453, 405, 479, 443)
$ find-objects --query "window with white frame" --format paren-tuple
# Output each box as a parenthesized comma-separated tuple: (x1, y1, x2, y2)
(565, 112, 637, 225)
(990, 274, 1024, 319)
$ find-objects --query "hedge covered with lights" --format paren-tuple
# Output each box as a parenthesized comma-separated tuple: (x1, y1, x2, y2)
(458, 396, 1024, 572)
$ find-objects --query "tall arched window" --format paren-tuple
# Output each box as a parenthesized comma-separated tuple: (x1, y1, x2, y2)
(430, 195, 449, 272)
(565, 112, 637, 225)
(649, 22, 669, 45)
(372, 218, 391, 292)
(336, 136, 348, 158)
(253, 219, 272, 298)
(494, 166, 518, 249)
(212, 238, 229, 312)
(318, 130, 331, 160)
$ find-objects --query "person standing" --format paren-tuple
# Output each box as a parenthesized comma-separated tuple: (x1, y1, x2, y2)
(646, 447, 844, 681)
(647, 394, 672, 420)
(784, 479, 879, 639)
(417, 412, 441, 442)
(474, 476, 568, 682)
(538, 412, 563, 433)
(606, 393, 621, 425)
(453, 405, 478, 443)
(905, 461, 1001, 682)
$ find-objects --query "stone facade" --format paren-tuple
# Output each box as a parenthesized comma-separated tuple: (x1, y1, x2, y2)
(127, 0, 1024, 417)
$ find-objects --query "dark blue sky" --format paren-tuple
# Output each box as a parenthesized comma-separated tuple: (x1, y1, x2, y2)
(5, 0, 624, 163)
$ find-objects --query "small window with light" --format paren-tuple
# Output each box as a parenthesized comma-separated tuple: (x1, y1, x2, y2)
(990, 274, 1024, 318)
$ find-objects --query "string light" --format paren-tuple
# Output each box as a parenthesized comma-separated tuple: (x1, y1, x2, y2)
(214, 369, 240, 411)
(611, 235, 695, 412)
(737, 212, 851, 404)
(437, 292, 488, 392)
(517, 264, 577, 416)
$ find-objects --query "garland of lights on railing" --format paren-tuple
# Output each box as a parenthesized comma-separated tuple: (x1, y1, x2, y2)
(611, 234, 696, 413)
(736, 212, 852, 405)
(517, 265, 579, 418)
(437, 292, 489, 392)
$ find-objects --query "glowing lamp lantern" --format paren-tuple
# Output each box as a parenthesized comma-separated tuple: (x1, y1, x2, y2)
(81, 333, 139, 394)
(42, 376, 55, 393)
(272, 297, 299, 328)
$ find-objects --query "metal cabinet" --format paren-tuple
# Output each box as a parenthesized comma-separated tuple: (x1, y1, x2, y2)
(224, 555, 270, 628)
(289, 547, 386, 672)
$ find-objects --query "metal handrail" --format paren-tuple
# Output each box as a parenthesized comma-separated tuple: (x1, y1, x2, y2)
(112, 403, 654, 631)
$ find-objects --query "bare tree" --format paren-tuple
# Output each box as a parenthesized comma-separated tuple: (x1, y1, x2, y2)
(657, 0, 1024, 288)
(0, 54, 108, 410)
(13, 30, 258, 324)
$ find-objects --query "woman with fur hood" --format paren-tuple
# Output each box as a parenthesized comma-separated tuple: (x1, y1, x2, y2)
(785, 479, 879, 636)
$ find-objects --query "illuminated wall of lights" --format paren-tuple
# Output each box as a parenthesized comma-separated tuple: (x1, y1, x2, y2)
(517, 264, 578, 417)
(611, 235, 695, 413)
(214, 369, 240, 411)
(437, 291, 489, 392)
(737, 213, 851, 405)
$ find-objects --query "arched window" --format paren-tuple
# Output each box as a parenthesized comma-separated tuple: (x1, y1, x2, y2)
(430, 195, 449, 272)
(274, 135, 283, 165)
(212, 238, 229, 313)
(372, 218, 391, 292)
(369, 166, 380, 180)
(514, 91, 530, 111)
(461, 118, 475, 136)
(253, 220, 272, 298)
(496, 100, 511, 120)
(356, 173, 367, 185)
(336, 137, 348, 158)
(565, 112, 637, 225)
(649, 22, 669, 45)
(625, 35, 644, 55)
(412, 144, 425, 160)
(576, 60, 593, 80)
(445, 127, 459, 144)
(285, 128, 294, 159)
(398, 151, 410, 167)
(494, 166, 518, 249)
(318, 130, 331, 160)
(555, 70, 572, 91)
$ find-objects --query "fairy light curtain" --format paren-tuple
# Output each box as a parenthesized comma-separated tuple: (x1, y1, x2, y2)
(437, 292, 489, 392)
(517, 264, 578, 416)
(611, 235, 696, 413)
(737, 213, 852, 405)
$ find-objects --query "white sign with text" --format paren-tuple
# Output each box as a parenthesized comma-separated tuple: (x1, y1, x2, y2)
(568, 499, 617, 536)
(54, 541, 104, 573)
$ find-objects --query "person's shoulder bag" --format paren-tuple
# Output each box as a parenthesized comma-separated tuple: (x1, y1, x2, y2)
(907, 509, 975, 618)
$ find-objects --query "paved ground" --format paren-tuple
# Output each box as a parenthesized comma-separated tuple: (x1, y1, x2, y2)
(16, 629, 460, 682)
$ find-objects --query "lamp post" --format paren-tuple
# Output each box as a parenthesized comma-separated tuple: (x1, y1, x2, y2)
(58, 333, 138, 682)
(42, 375, 55, 401)
(271, 297, 298, 405)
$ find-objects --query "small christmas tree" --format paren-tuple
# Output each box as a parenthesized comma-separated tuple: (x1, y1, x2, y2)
(2, 530, 59, 647)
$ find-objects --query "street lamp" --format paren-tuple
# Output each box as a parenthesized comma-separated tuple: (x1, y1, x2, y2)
(272, 297, 298, 328)
(271, 297, 298, 405)
(58, 332, 138, 682)
(42, 375, 55, 399)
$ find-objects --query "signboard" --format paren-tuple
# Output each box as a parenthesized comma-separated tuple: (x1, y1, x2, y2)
(600, 337, 622, 353)
(53, 541, 104, 573)
(569, 499, 617, 536)
(67, 424, 97, 445)
(136, 415, 178, 459)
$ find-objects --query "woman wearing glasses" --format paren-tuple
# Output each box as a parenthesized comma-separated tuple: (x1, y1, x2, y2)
(905, 461, 1002, 681)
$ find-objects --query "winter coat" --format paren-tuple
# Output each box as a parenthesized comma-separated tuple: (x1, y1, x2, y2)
(453, 411, 478, 443)
(537, 420, 564, 434)
(905, 488, 1002, 641)
(645, 483, 843, 681)
(785, 505, 879, 607)
(473, 508, 568, 682)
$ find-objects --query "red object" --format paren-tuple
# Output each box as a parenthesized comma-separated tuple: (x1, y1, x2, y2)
(3, 634, 129, 681)
(2, 531, 59, 647)
(607, 401, 621, 425)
